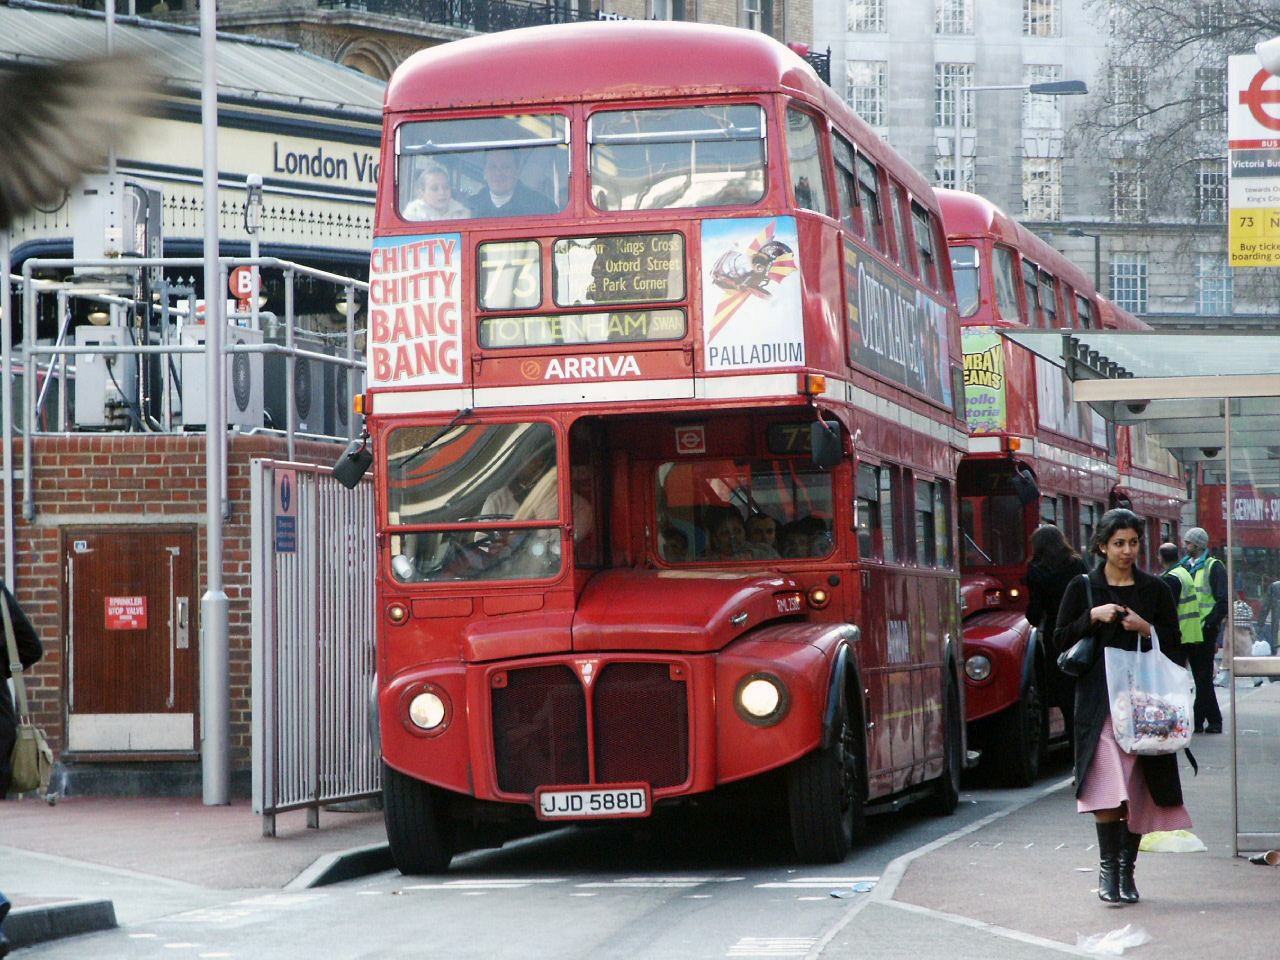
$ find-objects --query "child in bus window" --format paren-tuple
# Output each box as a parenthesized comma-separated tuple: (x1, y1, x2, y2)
(403, 161, 470, 221)
(704, 508, 753, 561)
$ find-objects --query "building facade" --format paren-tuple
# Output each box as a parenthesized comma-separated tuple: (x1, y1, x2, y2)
(813, 0, 1264, 330)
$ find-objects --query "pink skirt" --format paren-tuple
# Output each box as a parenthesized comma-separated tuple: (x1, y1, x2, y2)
(1077, 717, 1193, 834)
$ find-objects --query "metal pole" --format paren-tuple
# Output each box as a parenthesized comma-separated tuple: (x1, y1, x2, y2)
(1093, 234, 1101, 295)
(200, 0, 230, 806)
(345, 284, 356, 442)
(285, 269, 295, 461)
(106, 0, 116, 183)
(1226, 399, 1236, 855)
(1, 232, 14, 586)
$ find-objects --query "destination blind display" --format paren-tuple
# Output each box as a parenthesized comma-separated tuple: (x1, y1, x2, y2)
(479, 309, 686, 348)
(554, 233, 684, 305)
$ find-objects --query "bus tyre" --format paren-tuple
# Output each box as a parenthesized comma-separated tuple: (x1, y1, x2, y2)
(991, 675, 1044, 788)
(382, 762, 454, 874)
(787, 697, 864, 863)
(929, 673, 962, 816)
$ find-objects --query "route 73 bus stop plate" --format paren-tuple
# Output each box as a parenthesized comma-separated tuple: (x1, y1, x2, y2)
(535, 783, 650, 820)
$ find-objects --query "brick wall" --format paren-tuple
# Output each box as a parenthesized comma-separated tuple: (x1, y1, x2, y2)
(3, 433, 345, 773)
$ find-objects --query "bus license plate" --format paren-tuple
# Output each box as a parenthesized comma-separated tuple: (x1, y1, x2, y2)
(535, 784, 650, 820)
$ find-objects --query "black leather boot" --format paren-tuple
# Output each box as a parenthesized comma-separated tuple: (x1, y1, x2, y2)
(1118, 827, 1141, 903)
(1095, 820, 1122, 903)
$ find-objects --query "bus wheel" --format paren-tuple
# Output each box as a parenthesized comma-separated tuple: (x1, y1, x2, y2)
(787, 697, 864, 863)
(382, 762, 454, 874)
(991, 676, 1044, 788)
(929, 674, 962, 816)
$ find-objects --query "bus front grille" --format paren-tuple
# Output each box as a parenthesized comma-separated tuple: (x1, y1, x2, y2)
(492, 665, 588, 794)
(593, 662, 688, 788)
(491, 661, 690, 796)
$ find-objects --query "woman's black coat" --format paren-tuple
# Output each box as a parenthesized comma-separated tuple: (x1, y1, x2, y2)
(1053, 564, 1184, 806)
(1026, 555, 1090, 653)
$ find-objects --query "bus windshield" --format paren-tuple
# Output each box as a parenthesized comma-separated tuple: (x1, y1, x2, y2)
(385, 421, 565, 582)
(656, 459, 834, 563)
(960, 492, 1025, 567)
(589, 104, 766, 211)
(950, 244, 980, 318)
(397, 114, 569, 222)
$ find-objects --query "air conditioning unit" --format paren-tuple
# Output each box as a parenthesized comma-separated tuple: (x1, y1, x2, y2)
(264, 335, 328, 435)
(179, 324, 264, 429)
(73, 326, 137, 429)
(325, 353, 365, 437)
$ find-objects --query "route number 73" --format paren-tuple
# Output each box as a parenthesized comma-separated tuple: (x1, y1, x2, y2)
(1239, 215, 1256, 228)
(479, 241, 540, 310)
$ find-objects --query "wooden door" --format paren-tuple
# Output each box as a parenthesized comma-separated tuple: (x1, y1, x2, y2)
(63, 528, 198, 753)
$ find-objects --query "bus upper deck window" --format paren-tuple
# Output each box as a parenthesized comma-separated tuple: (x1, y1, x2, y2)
(589, 104, 766, 211)
(1038, 270, 1057, 327)
(911, 201, 939, 291)
(992, 246, 1020, 323)
(1022, 258, 1039, 326)
(785, 107, 832, 216)
(396, 114, 569, 222)
(950, 244, 980, 318)
(855, 154, 887, 254)
(831, 133, 858, 234)
(1077, 295, 1094, 329)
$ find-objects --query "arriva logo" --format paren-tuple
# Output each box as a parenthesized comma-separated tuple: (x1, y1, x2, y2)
(544, 355, 642, 379)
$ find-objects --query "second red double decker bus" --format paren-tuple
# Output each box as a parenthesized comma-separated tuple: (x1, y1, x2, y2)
(356, 22, 968, 872)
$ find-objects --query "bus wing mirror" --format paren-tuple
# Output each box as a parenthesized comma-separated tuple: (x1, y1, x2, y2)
(333, 436, 373, 489)
(1010, 465, 1040, 506)
(810, 419, 842, 469)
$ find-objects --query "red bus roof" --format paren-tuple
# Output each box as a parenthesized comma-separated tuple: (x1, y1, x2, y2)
(386, 22, 938, 205)
(937, 189, 1095, 300)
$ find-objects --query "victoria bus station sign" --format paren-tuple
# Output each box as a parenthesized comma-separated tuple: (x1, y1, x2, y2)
(1228, 55, 1280, 267)
(845, 241, 953, 410)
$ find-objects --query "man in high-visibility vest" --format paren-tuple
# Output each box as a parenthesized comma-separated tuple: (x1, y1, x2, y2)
(1179, 527, 1226, 734)
(1159, 542, 1190, 667)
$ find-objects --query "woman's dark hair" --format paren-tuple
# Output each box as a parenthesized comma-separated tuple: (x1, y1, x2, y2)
(1092, 508, 1144, 556)
(1029, 523, 1078, 567)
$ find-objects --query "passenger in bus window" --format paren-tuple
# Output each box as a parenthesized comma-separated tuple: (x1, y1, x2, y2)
(780, 516, 829, 558)
(745, 512, 780, 559)
(402, 161, 471, 221)
(704, 508, 753, 561)
(660, 526, 689, 562)
(469, 150, 556, 218)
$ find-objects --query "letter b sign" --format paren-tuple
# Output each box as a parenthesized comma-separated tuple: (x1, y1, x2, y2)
(229, 266, 256, 301)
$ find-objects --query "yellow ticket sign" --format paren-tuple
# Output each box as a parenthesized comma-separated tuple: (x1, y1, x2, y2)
(1228, 55, 1280, 266)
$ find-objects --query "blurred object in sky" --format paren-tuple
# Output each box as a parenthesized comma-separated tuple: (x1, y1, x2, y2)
(0, 55, 154, 229)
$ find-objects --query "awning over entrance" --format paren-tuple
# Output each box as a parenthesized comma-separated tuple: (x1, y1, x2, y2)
(1004, 330, 1280, 484)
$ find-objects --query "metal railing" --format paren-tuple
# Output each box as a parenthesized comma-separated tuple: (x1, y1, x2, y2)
(805, 47, 831, 86)
(251, 459, 379, 836)
(317, 0, 593, 31)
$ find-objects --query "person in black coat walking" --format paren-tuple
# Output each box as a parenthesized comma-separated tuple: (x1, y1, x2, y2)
(1053, 509, 1190, 906)
(1025, 524, 1090, 734)
(1, 581, 43, 798)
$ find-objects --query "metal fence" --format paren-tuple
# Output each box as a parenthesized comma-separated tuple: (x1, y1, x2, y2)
(251, 459, 379, 836)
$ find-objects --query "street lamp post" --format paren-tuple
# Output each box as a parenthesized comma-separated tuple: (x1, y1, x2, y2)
(1068, 227, 1102, 293)
(951, 80, 1089, 194)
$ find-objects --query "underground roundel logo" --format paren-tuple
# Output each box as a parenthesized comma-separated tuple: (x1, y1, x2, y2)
(1241, 69, 1280, 132)
(520, 360, 542, 380)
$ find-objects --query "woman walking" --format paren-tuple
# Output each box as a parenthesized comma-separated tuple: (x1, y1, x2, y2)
(1025, 525, 1090, 734)
(1054, 509, 1189, 904)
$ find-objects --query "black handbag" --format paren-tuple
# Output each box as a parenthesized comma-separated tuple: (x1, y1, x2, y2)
(1056, 574, 1095, 678)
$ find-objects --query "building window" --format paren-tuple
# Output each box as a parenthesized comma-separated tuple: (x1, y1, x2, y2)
(1110, 65, 1147, 130)
(1197, 253, 1233, 315)
(934, 148, 973, 192)
(1110, 166, 1145, 220)
(1110, 253, 1148, 313)
(935, 0, 973, 34)
(1023, 64, 1064, 128)
(743, 0, 763, 31)
(935, 62, 974, 128)
(1196, 159, 1227, 223)
(1023, 158, 1061, 220)
(1023, 0, 1060, 37)
(848, 60, 888, 126)
(849, 0, 885, 31)
(1197, 0, 1227, 30)
(652, 0, 688, 18)
(1196, 67, 1226, 133)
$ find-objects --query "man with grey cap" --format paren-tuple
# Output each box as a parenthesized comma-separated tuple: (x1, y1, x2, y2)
(1179, 527, 1226, 733)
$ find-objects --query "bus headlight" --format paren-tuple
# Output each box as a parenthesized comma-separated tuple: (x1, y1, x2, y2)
(735, 673, 789, 726)
(965, 655, 993, 682)
(407, 689, 448, 731)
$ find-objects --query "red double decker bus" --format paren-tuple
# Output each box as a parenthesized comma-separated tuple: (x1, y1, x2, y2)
(942, 190, 1184, 785)
(357, 22, 968, 872)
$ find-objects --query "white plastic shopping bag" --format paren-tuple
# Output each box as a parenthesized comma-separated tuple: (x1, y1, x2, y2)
(1105, 628, 1194, 755)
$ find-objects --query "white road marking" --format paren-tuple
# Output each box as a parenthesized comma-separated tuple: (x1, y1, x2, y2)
(129, 933, 158, 939)
(576, 876, 744, 888)
(755, 876, 878, 889)
(727, 936, 817, 957)
(402, 878, 567, 891)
